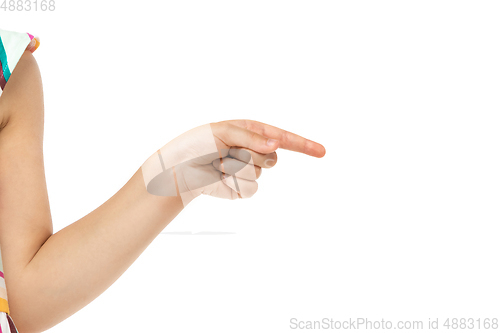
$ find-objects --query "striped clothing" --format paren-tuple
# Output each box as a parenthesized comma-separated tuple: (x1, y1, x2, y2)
(1, 28, 40, 91)
(0, 27, 40, 333)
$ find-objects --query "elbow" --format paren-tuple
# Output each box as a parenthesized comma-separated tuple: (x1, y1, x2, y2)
(8, 311, 39, 333)
(8, 301, 47, 333)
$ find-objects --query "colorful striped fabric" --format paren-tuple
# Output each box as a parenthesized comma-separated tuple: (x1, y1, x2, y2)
(0, 27, 40, 333)
(0, 249, 17, 333)
(0, 28, 40, 92)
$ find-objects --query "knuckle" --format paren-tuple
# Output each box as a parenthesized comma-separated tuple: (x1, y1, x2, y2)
(281, 130, 291, 143)
(251, 181, 259, 197)
(213, 121, 230, 133)
(246, 121, 257, 133)
(241, 181, 258, 198)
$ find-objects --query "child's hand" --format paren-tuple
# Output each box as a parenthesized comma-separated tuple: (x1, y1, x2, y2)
(141, 120, 326, 206)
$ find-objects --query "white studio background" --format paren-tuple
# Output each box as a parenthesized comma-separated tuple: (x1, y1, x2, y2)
(1, 1, 500, 332)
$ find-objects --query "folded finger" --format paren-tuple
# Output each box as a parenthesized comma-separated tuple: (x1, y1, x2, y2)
(221, 174, 258, 199)
(212, 157, 261, 180)
(228, 147, 277, 168)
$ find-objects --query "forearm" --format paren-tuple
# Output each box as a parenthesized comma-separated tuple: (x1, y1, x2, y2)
(9, 167, 184, 333)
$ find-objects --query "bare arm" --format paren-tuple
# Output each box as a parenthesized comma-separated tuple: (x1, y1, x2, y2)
(18, 170, 184, 333)
(0, 50, 55, 331)
(0, 51, 325, 333)
(0, 52, 185, 333)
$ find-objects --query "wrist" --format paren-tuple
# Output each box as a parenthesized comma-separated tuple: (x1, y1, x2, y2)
(140, 151, 202, 208)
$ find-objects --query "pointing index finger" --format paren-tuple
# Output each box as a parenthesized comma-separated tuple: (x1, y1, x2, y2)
(226, 119, 326, 158)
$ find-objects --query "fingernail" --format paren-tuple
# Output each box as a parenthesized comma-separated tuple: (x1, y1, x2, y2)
(264, 158, 276, 167)
(267, 139, 278, 146)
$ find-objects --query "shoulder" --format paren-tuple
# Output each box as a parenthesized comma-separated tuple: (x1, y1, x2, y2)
(0, 50, 43, 131)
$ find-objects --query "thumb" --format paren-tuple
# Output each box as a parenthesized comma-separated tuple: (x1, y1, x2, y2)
(210, 122, 279, 155)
